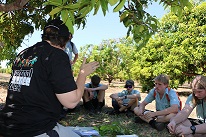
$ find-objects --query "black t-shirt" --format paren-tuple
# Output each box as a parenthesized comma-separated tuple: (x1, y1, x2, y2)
(0, 41, 77, 137)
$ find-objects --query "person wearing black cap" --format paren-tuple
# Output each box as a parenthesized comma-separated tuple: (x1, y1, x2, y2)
(109, 79, 141, 115)
(0, 18, 99, 137)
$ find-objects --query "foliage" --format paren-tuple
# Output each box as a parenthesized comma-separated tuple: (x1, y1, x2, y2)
(0, 65, 12, 74)
(95, 121, 132, 136)
(45, 0, 193, 44)
(131, 2, 206, 92)
(74, 37, 136, 84)
(0, 0, 194, 63)
(0, 0, 50, 62)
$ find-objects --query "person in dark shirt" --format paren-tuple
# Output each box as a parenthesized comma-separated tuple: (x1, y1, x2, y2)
(0, 18, 99, 137)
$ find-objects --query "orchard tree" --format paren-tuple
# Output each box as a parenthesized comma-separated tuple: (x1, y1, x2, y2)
(75, 37, 136, 84)
(0, 0, 194, 62)
(131, 2, 206, 92)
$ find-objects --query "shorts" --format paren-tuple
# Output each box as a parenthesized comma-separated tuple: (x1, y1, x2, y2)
(35, 123, 80, 137)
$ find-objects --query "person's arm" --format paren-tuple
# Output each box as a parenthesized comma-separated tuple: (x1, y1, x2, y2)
(126, 93, 140, 99)
(167, 104, 194, 133)
(72, 53, 78, 64)
(91, 84, 108, 91)
(56, 58, 99, 108)
(135, 100, 148, 116)
(152, 104, 179, 117)
(110, 93, 119, 99)
(195, 123, 206, 134)
(171, 104, 193, 124)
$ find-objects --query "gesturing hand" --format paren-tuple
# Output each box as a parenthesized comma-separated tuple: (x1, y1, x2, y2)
(80, 57, 99, 76)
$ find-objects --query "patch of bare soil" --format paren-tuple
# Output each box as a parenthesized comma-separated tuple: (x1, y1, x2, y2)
(0, 73, 196, 118)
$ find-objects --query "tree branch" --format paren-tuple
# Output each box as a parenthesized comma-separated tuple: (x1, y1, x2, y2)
(0, 0, 29, 12)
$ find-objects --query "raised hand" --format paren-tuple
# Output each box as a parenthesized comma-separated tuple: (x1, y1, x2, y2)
(80, 57, 99, 76)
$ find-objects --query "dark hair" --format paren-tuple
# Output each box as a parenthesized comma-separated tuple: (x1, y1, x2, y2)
(91, 75, 101, 86)
(42, 19, 70, 48)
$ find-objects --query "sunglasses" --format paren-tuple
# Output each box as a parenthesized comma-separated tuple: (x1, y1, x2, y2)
(126, 85, 133, 89)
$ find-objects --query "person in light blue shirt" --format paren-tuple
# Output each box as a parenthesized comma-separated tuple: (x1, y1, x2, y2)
(134, 74, 181, 131)
(168, 75, 206, 137)
(65, 33, 78, 66)
(82, 75, 108, 114)
(109, 79, 141, 115)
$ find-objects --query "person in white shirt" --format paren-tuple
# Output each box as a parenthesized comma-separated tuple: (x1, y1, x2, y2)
(65, 33, 78, 66)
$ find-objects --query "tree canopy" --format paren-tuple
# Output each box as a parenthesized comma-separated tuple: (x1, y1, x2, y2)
(73, 2, 206, 92)
(0, 0, 194, 62)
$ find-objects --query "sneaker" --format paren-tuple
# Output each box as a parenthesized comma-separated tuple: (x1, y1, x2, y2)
(96, 108, 102, 114)
(134, 116, 145, 123)
(125, 110, 134, 117)
(154, 122, 165, 131)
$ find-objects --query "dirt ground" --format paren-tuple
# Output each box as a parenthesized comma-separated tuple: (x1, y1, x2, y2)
(0, 73, 196, 118)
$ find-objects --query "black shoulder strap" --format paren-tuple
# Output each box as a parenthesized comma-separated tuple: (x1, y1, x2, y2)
(70, 41, 74, 49)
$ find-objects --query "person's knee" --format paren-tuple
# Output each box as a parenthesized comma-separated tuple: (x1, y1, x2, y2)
(133, 107, 140, 114)
(112, 99, 119, 110)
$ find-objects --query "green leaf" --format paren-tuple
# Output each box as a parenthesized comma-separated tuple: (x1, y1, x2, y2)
(68, 11, 75, 23)
(100, 0, 108, 16)
(49, 7, 62, 16)
(113, 0, 126, 12)
(43, 1, 61, 6)
(93, 0, 101, 15)
(77, 7, 91, 19)
(65, 18, 74, 34)
(108, 0, 119, 6)
(61, 10, 69, 23)
(120, 11, 129, 22)
(63, 3, 81, 10)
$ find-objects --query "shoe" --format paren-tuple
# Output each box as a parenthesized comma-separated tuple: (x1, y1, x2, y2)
(108, 110, 120, 115)
(154, 122, 165, 131)
(134, 116, 145, 123)
(96, 107, 102, 114)
(96, 102, 103, 114)
(125, 110, 134, 117)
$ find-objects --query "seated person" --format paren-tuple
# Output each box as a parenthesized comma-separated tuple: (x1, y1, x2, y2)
(109, 79, 141, 115)
(82, 75, 108, 113)
(134, 74, 181, 131)
(167, 75, 206, 137)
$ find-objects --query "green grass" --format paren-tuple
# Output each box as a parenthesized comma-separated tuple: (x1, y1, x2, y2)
(59, 103, 175, 137)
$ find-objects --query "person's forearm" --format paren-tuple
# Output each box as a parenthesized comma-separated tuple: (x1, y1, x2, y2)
(154, 105, 178, 116)
(93, 85, 108, 91)
(127, 94, 140, 99)
(73, 54, 78, 64)
(139, 102, 146, 111)
(196, 123, 206, 134)
(171, 108, 190, 124)
(75, 71, 87, 100)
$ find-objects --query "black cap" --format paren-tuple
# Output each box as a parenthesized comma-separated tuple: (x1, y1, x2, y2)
(43, 19, 70, 37)
(124, 80, 134, 88)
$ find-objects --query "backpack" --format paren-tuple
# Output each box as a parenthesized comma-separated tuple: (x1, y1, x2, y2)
(70, 41, 74, 50)
(153, 88, 182, 110)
